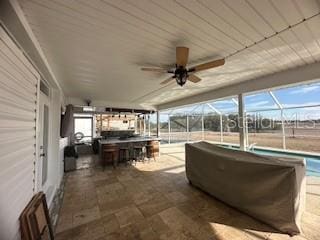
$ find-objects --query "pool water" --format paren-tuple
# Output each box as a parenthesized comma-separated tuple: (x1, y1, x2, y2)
(220, 144, 320, 177)
(252, 149, 320, 177)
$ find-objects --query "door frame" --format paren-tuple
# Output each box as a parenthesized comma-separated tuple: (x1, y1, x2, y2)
(35, 89, 51, 193)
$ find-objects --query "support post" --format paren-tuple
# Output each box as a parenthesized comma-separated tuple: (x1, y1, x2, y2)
(100, 114, 103, 133)
(281, 109, 286, 149)
(238, 94, 247, 150)
(134, 115, 138, 134)
(186, 114, 189, 142)
(246, 113, 249, 146)
(220, 114, 223, 142)
(201, 114, 204, 140)
(148, 114, 151, 137)
(156, 111, 160, 137)
(269, 91, 286, 150)
(168, 115, 171, 144)
(143, 115, 146, 136)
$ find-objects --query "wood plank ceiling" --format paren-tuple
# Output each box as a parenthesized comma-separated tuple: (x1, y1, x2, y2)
(18, 0, 320, 109)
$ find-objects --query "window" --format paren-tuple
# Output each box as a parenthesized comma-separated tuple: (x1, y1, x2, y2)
(283, 106, 320, 153)
(159, 113, 169, 143)
(273, 82, 320, 108)
(244, 81, 320, 153)
(245, 92, 277, 112)
(74, 117, 93, 142)
(149, 113, 157, 136)
(246, 110, 283, 149)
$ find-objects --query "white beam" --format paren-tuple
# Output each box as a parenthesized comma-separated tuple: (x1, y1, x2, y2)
(157, 62, 320, 110)
(206, 103, 221, 115)
(269, 91, 283, 109)
(232, 98, 239, 106)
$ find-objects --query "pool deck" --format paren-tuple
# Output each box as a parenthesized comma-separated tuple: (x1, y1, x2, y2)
(55, 143, 320, 240)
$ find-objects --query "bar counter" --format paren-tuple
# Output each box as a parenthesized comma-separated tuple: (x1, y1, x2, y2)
(99, 136, 161, 145)
(98, 136, 161, 165)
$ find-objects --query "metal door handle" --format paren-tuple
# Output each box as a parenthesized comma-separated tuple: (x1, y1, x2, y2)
(40, 153, 46, 157)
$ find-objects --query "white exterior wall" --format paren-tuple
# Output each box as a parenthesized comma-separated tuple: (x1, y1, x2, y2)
(0, 25, 38, 240)
(0, 25, 65, 240)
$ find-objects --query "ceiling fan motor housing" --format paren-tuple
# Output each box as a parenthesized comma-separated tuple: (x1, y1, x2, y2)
(175, 66, 188, 86)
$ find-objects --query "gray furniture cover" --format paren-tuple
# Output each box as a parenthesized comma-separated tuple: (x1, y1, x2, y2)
(185, 142, 306, 235)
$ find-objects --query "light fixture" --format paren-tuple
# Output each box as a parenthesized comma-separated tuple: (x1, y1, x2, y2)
(83, 106, 95, 112)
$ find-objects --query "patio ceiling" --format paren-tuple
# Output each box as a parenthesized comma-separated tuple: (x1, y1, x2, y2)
(18, 0, 320, 109)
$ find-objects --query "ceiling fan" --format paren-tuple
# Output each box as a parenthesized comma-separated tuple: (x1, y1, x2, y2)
(141, 47, 225, 86)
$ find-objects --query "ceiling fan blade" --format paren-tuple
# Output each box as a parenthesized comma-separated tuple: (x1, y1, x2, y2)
(141, 67, 169, 73)
(176, 47, 189, 67)
(191, 58, 225, 72)
(160, 76, 175, 85)
(188, 74, 202, 83)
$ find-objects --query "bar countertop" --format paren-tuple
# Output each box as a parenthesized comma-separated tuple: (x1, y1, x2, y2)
(99, 136, 161, 144)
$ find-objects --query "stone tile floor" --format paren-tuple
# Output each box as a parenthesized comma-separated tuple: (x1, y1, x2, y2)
(55, 144, 320, 240)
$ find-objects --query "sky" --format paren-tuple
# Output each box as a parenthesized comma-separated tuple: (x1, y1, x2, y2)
(158, 80, 320, 122)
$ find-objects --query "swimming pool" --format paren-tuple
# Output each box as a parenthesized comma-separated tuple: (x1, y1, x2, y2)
(220, 144, 320, 177)
(252, 149, 320, 177)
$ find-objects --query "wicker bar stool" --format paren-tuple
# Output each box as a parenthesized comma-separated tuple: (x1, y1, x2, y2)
(103, 144, 119, 169)
(119, 146, 130, 165)
(146, 141, 159, 162)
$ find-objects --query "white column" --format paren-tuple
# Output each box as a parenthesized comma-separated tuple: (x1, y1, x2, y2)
(281, 109, 286, 149)
(269, 91, 286, 150)
(100, 114, 102, 134)
(134, 115, 138, 134)
(156, 111, 160, 137)
(238, 93, 247, 150)
(148, 114, 151, 137)
(201, 114, 204, 140)
(220, 114, 223, 142)
(186, 114, 189, 142)
(168, 115, 171, 144)
(143, 115, 146, 136)
(245, 112, 249, 145)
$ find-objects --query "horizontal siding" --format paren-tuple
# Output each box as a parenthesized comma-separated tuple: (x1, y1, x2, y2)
(0, 26, 39, 240)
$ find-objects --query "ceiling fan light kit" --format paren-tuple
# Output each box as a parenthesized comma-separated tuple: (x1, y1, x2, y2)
(141, 47, 225, 86)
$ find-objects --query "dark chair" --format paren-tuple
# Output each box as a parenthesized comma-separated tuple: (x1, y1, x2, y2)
(102, 144, 119, 169)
